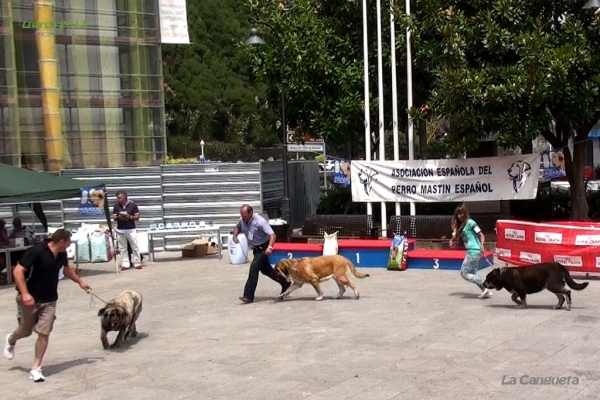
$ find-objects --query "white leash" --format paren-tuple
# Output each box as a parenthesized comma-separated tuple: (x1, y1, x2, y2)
(89, 291, 108, 309)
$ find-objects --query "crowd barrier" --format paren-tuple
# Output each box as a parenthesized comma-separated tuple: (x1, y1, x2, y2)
(496, 219, 600, 274)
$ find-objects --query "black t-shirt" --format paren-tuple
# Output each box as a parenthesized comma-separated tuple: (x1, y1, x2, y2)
(113, 201, 139, 230)
(16, 242, 67, 303)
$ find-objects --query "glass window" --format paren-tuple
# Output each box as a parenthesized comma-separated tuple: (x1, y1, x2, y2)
(2, 0, 166, 168)
(13, 24, 41, 94)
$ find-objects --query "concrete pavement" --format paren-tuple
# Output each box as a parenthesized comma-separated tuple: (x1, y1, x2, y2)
(1, 252, 599, 399)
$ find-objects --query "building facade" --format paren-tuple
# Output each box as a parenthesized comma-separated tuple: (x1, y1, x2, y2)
(0, 0, 166, 170)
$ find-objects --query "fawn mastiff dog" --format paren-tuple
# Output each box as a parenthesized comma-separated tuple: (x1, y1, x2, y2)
(274, 255, 370, 301)
(482, 262, 589, 311)
(98, 290, 143, 349)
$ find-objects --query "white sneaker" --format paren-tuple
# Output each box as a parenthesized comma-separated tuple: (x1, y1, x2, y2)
(29, 368, 45, 382)
(4, 334, 14, 360)
(478, 288, 493, 299)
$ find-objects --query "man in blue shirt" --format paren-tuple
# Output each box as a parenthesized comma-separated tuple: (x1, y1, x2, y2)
(233, 204, 290, 303)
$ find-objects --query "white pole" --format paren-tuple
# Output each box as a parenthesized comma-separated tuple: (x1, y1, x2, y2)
(406, 0, 416, 216)
(362, 0, 372, 218)
(390, 0, 400, 217)
(377, 0, 387, 236)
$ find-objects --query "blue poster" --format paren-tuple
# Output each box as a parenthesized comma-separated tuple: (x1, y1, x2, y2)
(540, 149, 566, 182)
(78, 186, 106, 217)
(333, 159, 351, 186)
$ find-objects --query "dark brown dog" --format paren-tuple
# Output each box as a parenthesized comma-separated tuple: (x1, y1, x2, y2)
(98, 290, 143, 349)
(482, 263, 588, 311)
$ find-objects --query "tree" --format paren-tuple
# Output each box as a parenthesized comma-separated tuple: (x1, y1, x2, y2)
(162, 0, 281, 157)
(400, 1, 600, 219)
(243, 0, 371, 154)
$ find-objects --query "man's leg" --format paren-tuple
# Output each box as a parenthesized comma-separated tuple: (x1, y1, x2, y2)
(116, 232, 130, 269)
(32, 334, 49, 371)
(258, 253, 290, 293)
(4, 294, 35, 360)
(241, 250, 263, 302)
(126, 232, 142, 269)
(29, 302, 56, 382)
(127, 241, 133, 265)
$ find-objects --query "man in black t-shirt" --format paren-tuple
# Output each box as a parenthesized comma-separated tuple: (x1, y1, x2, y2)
(3, 229, 91, 382)
(112, 190, 142, 271)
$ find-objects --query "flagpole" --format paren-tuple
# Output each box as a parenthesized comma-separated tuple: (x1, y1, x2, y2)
(390, 0, 400, 217)
(406, 0, 416, 216)
(362, 0, 372, 218)
(377, 0, 387, 236)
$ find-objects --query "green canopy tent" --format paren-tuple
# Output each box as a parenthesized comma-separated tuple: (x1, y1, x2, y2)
(0, 163, 117, 273)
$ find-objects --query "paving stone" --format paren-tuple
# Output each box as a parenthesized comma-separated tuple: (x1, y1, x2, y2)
(1, 252, 598, 399)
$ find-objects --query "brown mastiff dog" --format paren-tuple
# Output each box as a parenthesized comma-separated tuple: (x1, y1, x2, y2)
(274, 255, 370, 301)
(98, 290, 143, 349)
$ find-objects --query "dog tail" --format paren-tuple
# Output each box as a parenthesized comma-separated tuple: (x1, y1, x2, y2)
(562, 264, 589, 290)
(348, 261, 370, 279)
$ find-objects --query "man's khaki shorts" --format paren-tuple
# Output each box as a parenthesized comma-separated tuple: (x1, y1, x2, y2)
(16, 294, 56, 336)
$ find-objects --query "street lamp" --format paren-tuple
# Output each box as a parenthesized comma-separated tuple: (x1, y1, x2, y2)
(247, 25, 292, 224)
(199, 139, 205, 164)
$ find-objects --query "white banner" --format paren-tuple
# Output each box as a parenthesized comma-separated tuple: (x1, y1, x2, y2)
(159, 0, 191, 44)
(350, 154, 540, 203)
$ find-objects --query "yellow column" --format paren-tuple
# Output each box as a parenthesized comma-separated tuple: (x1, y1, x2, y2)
(34, 0, 64, 171)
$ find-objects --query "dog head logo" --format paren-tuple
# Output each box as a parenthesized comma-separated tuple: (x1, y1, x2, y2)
(357, 167, 378, 196)
(551, 151, 565, 170)
(507, 160, 532, 193)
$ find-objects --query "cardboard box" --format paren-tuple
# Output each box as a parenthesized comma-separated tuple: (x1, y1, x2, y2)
(181, 238, 218, 258)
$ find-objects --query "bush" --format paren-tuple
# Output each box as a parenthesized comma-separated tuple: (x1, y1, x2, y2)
(508, 183, 600, 221)
(316, 186, 365, 215)
(167, 136, 256, 161)
(164, 156, 197, 164)
(510, 185, 571, 221)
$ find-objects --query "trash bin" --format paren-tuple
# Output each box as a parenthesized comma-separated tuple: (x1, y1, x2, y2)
(227, 232, 249, 265)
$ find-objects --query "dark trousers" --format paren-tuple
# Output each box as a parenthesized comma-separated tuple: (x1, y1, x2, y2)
(243, 244, 288, 300)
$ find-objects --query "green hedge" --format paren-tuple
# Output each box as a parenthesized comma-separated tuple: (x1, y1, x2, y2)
(510, 183, 600, 221)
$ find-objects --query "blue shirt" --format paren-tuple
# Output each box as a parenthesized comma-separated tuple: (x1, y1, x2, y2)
(236, 214, 274, 248)
(458, 218, 482, 255)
